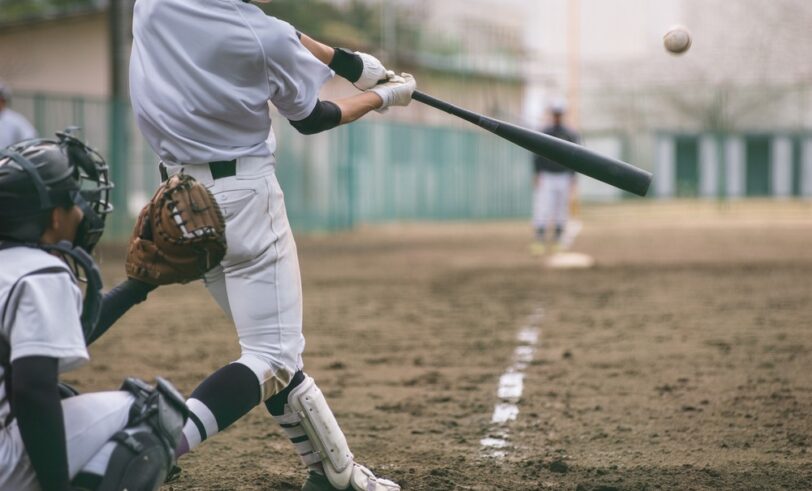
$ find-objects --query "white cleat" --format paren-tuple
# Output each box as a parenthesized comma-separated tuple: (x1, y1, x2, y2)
(350, 463, 400, 491)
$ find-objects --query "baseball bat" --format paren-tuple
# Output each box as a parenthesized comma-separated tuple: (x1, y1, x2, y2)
(411, 90, 652, 197)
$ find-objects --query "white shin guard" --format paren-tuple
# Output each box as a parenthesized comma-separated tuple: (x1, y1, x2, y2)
(287, 375, 353, 488)
(287, 376, 400, 491)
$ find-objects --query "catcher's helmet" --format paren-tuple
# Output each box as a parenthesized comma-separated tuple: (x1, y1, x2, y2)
(0, 130, 113, 252)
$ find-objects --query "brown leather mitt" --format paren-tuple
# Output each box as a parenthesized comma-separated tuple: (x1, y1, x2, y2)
(126, 173, 226, 285)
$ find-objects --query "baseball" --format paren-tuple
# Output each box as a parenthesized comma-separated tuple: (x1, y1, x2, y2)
(663, 25, 692, 54)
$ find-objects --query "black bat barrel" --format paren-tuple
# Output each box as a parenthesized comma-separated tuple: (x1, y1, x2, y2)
(412, 90, 652, 197)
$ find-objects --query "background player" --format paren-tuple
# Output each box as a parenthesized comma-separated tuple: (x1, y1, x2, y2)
(0, 133, 187, 491)
(531, 100, 580, 254)
(128, 1, 413, 490)
(0, 80, 37, 148)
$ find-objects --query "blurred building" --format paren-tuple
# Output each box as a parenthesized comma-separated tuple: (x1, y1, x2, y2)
(0, 2, 110, 97)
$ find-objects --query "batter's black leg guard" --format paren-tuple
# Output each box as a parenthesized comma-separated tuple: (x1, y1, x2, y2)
(95, 377, 188, 491)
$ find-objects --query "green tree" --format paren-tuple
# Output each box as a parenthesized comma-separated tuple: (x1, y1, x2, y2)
(260, 0, 420, 60)
(0, 0, 99, 24)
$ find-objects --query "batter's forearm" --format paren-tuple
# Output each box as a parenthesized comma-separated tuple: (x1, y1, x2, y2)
(334, 92, 384, 124)
(299, 33, 335, 66)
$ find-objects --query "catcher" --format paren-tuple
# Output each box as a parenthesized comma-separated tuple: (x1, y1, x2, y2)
(0, 132, 189, 491)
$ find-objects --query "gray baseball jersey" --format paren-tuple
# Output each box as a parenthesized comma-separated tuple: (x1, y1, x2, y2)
(129, 0, 333, 164)
(0, 247, 88, 482)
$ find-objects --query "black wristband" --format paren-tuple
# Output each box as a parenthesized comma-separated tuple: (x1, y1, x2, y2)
(329, 47, 363, 83)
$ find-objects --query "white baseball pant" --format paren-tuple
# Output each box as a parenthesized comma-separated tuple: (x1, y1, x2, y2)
(0, 392, 134, 490)
(178, 154, 304, 402)
(533, 172, 574, 230)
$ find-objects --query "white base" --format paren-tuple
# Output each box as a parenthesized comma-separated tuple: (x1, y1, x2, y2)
(546, 252, 595, 269)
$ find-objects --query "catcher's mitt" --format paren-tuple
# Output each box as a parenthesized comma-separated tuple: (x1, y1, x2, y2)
(126, 173, 226, 285)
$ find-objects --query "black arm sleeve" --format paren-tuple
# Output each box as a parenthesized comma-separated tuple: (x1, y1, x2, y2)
(328, 47, 363, 83)
(11, 356, 70, 491)
(88, 279, 157, 345)
(289, 100, 342, 136)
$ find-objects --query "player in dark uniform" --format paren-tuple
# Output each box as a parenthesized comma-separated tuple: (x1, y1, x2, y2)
(532, 100, 580, 254)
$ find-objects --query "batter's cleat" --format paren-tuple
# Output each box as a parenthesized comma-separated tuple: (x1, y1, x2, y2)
(302, 471, 341, 491)
(530, 242, 546, 256)
(302, 466, 401, 491)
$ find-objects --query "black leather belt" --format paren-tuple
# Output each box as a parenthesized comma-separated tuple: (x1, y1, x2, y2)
(209, 160, 237, 179)
(159, 160, 237, 182)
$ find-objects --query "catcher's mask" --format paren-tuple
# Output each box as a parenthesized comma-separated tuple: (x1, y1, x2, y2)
(41, 240, 103, 342)
(0, 129, 113, 253)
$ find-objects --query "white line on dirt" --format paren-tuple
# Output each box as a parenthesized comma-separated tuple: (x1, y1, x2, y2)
(480, 308, 543, 458)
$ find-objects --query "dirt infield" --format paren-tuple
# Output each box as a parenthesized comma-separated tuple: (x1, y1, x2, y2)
(78, 201, 812, 490)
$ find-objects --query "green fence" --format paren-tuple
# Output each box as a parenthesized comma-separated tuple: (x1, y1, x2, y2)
(12, 93, 538, 238)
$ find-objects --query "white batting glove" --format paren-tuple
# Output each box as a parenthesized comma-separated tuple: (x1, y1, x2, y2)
(353, 52, 389, 90)
(369, 73, 416, 112)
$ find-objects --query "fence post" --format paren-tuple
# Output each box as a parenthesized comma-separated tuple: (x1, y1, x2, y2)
(72, 97, 85, 131)
(33, 93, 46, 135)
(108, 97, 129, 238)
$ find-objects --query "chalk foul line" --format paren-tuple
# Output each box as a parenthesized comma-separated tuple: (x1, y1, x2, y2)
(480, 308, 543, 458)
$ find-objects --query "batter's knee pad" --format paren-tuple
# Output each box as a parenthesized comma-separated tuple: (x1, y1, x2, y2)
(287, 375, 400, 491)
(96, 377, 188, 491)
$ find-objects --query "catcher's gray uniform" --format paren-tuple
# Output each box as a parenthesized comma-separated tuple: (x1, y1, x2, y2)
(0, 247, 136, 490)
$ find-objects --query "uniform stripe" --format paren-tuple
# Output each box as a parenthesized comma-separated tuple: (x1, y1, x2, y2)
(301, 450, 323, 466)
(187, 411, 207, 442)
(280, 424, 307, 439)
(293, 440, 315, 455)
(182, 418, 202, 449)
(290, 434, 309, 444)
(187, 398, 219, 440)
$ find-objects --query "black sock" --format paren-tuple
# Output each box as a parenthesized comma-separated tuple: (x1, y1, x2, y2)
(265, 370, 305, 416)
(183, 363, 261, 450)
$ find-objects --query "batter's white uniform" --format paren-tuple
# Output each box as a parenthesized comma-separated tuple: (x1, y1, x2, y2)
(0, 108, 37, 148)
(0, 246, 135, 490)
(130, 0, 333, 405)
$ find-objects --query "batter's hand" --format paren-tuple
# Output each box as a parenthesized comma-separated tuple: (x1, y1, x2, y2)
(353, 52, 390, 90)
(369, 73, 416, 111)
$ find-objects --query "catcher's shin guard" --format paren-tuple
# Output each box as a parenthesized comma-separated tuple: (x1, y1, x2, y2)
(287, 376, 400, 491)
(96, 377, 188, 491)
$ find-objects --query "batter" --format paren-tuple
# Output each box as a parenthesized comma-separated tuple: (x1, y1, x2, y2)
(129, 1, 415, 490)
